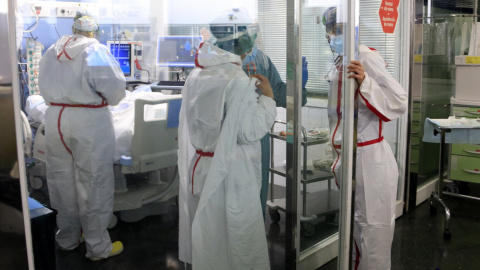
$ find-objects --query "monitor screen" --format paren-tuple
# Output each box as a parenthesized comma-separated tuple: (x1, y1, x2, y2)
(109, 43, 132, 76)
(157, 36, 203, 67)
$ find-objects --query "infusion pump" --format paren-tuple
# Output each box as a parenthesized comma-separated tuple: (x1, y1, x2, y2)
(26, 38, 43, 95)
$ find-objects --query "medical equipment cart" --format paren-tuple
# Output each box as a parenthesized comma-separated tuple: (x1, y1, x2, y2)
(449, 100, 480, 188)
(424, 114, 480, 240)
(267, 120, 339, 236)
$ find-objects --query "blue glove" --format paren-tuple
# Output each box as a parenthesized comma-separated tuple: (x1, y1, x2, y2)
(302, 56, 308, 88)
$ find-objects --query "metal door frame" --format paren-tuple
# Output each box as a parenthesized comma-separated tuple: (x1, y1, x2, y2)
(6, 0, 35, 268)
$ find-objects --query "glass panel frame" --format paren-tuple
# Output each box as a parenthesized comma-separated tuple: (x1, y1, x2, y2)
(5, 0, 36, 268)
(411, 0, 477, 206)
(285, 0, 358, 269)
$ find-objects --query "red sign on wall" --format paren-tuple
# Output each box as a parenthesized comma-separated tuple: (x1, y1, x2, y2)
(379, 0, 400, 34)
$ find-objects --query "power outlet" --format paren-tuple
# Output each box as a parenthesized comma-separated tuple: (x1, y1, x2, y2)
(57, 7, 76, 17)
(31, 5, 52, 17)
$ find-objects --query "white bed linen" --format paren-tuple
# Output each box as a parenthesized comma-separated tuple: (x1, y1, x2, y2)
(25, 87, 165, 161)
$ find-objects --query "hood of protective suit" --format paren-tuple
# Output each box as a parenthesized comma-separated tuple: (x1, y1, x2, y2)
(54, 35, 98, 62)
(195, 42, 242, 68)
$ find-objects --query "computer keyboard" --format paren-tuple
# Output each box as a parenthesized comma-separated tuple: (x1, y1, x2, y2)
(157, 81, 185, 86)
(151, 80, 184, 93)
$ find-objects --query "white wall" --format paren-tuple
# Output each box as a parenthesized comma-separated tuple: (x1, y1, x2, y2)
(165, 0, 257, 25)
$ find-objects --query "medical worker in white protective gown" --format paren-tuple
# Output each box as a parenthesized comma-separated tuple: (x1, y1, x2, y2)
(38, 9, 125, 260)
(210, 22, 308, 217)
(323, 7, 407, 270)
(178, 41, 276, 270)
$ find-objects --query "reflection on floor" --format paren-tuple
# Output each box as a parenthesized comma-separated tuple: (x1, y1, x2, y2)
(0, 176, 29, 270)
(55, 201, 184, 270)
(46, 184, 480, 270)
(319, 185, 480, 270)
(268, 181, 339, 253)
(52, 200, 286, 270)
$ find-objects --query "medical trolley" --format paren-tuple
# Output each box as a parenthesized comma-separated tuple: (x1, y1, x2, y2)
(267, 120, 339, 237)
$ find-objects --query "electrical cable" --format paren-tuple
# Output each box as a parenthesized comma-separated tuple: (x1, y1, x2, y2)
(54, 24, 60, 38)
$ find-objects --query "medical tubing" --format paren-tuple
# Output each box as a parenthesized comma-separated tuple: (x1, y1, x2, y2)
(23, 5, 40, 33)
(142, 167, 179, 205)
(20, 111, 32, 152)
(141, 69, 150, 82)
(54, 24, 61, 38)
(20, 111, 32, 158)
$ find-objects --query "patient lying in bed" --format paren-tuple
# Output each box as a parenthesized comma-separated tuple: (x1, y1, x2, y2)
(25, 86, 170, 161)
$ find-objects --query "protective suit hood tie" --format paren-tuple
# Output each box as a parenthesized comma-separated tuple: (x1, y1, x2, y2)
(57, 37, 73, 61)
(50, 89, 109, 155)
(50, 102, 109, 155)
(55, 35, 98, 62)
(331, 66, 343, 188)
(194, 42, 205, 68)
(246, 62, 256, 75)
(195, 42, 242, 68)
(357, 136, 384, 147)
(354, 240, 361, 269)
(191, 150, 214, 195)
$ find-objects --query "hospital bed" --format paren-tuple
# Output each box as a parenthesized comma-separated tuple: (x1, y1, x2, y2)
(23, 90, 181, 226)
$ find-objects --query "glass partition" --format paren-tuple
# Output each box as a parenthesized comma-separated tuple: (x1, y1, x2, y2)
(358, 0, 410, 216)
(13, 0, 409, 269)
(1, 1, 32, 268)
(15, 0, 295, 269)
(292, 0, 410, 268)
(411, 0, 477, 203)
(295, 1, 344, 253)
(285, 0, 358, 268)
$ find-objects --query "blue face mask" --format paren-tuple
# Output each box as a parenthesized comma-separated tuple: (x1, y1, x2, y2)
(329, 35, 343, 55)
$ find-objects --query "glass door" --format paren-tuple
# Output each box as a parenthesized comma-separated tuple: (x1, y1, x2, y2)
(410, 0, 476, 206)
(357, 0, 411, 218)
(284, 0, 358, 268)
(2, 0, 34, 268)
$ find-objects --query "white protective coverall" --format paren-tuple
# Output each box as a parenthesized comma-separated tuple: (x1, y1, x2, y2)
(178, 42, 276, 270)
(38, 35, 126, 258)
(328, 44, 407, 270)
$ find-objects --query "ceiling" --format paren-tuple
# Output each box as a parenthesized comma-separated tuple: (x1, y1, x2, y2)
(429, 0, 477, 13)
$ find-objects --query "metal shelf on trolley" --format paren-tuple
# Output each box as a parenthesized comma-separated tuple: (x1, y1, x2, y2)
(269, 132, 329, 146)
(269, 166, 333, 184)
(267, 120, 339, 237)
